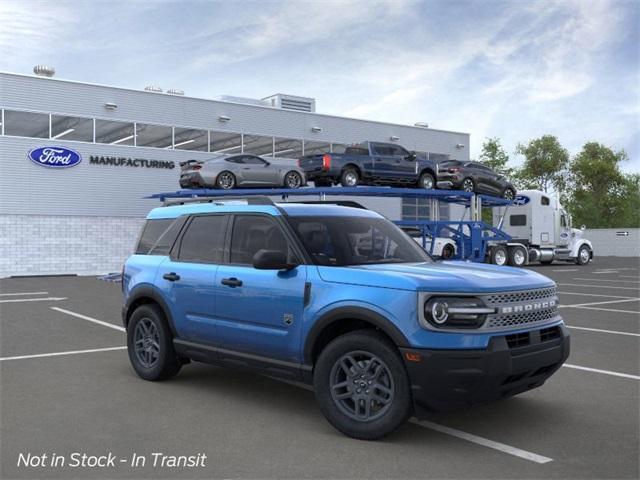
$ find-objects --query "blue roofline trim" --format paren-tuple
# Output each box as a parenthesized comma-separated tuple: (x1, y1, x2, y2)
(147, 203, 281, 219)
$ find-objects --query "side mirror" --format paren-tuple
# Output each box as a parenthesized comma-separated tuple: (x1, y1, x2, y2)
(252, 249, 297, 270)
(581, 225, 586, 231)
(407, 151, 417, 161)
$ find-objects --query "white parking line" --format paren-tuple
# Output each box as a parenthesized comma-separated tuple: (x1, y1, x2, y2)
(557, 283, 640, 291)
(560, 298, 640, 308)
(552, 269, 579, 272)
(0, 291, 49, 296)
(558, 291, 637, 299)
(270, 377, 553, 464)
(566, 325, 640, 337)
(620, 275, 640, 279)
(0, 346, 126, 362)
(50, 307, 125, 332)
(410, 420, 553, 464)
(572, 278, 640, 284)
(593, 271, 619, 274)
(563, 364, 640, 380)
(0, 297, 67, 303)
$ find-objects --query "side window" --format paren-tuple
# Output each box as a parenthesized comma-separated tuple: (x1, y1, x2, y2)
(148, 217, 188, 255)
(136, 219, 174, 254)
(561, 215, 567, 227)
(242, 156, 267, 165)
(226, 156, 244, 164)
(372, 144, 391, 155)
(541, 196, 550, 206)
(390, 146, 410, 157)
(230, 215, 291, 265)
(510, 215, 527, 226)
(177, 215, 227, 263)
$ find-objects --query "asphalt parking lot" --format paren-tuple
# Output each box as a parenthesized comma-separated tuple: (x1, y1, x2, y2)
(1, 256, 638, 479)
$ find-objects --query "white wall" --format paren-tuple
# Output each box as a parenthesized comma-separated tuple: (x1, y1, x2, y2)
(0, 215, 144, 277)
(584, 228, 640, 257)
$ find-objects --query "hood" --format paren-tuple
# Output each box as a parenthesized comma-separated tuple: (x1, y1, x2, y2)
(317, 260, 555, 293)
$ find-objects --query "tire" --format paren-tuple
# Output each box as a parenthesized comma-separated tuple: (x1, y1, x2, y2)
(284, 170, 303, 189)
(576, 245, 591, 265)
(441, 243, 455, 259)
(313, 330, 412, 440)
(216, 171, 236, 190)
(418, 172, 435, 190)
(490, 245, 508, 266)
(461, 177, 475, 192)
(127, 304, 182, 381)
(340, 168, 359, 187)
(507, 245, 527, 267)
(503, 188, 516, 201)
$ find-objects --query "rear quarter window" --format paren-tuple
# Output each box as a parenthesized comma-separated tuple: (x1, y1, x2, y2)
(135, 217, 186, 255)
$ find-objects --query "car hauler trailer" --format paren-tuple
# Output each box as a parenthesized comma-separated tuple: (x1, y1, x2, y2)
(149, 186, 592, 267)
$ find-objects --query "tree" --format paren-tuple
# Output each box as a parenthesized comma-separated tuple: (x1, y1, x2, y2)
(565, 142, 638, 228)
(515, 135, 569, 193)
(479, 137, 512, 176)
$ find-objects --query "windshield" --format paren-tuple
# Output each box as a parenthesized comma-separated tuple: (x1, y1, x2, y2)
(286, 215, 432, 266)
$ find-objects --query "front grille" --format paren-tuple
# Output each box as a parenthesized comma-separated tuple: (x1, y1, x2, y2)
(484, 287, 557, 305)
(486, 308, 558, 329)
(481, 287, 559, 331)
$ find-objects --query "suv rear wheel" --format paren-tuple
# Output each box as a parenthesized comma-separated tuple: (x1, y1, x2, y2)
(340, 168, 359, 187)
(314, 330, 412, 440)
(127, 304, 182, 381)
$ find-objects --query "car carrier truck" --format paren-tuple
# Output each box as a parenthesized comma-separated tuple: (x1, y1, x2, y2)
(489, 190, 593, 266)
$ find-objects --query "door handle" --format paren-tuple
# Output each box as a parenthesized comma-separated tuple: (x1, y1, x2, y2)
(221, 277, 243, 287)
(163, 272, 180, 282)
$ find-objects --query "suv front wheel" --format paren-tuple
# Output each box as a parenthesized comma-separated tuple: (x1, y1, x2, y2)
(313, 330, 412, 440)
(127, 304, 182, 381)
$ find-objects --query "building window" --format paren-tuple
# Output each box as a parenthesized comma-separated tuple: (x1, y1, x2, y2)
(95, 119, 135, 145)
(304, 140, 331, 155)
(209, 131, 243, 154)
(135, 123, 173, 148)
(243, 134, 274, 156)
(173, 127, 208, 151)
(3, 110, 49, 138)
(273, 137, 303, 159)
(51, 114, 93, 142)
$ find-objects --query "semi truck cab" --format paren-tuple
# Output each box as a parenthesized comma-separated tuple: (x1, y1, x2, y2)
(493, 190, 593, 265)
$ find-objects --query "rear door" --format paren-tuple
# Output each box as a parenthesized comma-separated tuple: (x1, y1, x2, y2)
(214, 214, 307, 362)
(371, 143, 396, 179)
(156, 214, 228, 344)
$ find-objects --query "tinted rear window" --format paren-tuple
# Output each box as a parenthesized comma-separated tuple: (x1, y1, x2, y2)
(345, 147, 369, 156)
(136, 218, 186, 255)
(177, 215, 227, 263)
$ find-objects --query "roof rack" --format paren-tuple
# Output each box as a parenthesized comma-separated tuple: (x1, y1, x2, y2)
(161, 195, 275, 207)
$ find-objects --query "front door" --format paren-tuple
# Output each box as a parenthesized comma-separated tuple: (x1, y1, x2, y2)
(239, 155, 276, 185)
(156, 214, 228, 344)
(215, 214, 307, 362)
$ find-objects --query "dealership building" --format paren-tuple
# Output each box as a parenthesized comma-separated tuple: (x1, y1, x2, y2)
(0, 69, 470, 277)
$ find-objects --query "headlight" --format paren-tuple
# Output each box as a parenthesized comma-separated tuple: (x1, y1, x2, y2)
(423, 297, 494, 329)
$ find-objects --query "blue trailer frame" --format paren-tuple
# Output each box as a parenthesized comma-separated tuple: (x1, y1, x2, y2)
(149, 187, 512, 263)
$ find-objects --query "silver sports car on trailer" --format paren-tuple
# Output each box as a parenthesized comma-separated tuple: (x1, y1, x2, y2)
(179, 154, 307, 189)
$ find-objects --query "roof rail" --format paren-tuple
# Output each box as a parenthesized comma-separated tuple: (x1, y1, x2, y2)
(162, 195, 275, 207)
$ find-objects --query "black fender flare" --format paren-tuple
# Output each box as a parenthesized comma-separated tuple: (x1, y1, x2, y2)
(303, 306, 410, 365)
(122, 285, 177, 336)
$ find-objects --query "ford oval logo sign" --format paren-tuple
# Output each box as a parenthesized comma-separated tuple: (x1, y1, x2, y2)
(513, 195, 530, 206)
(28, 146, 82, 168)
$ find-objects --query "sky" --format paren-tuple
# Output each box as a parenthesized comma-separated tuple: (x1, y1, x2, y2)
(1, 0, 638, 172)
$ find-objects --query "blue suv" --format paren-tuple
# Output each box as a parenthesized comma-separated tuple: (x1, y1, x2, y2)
(122, 197, 570, 439)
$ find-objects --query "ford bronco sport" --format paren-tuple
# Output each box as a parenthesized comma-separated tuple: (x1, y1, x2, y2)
(122, 197, 570, 440)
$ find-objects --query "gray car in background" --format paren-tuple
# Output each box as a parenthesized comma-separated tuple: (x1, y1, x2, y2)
(179, 154, 307, 189)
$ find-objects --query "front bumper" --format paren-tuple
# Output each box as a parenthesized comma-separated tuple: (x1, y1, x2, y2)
(400, 324, 570, 415)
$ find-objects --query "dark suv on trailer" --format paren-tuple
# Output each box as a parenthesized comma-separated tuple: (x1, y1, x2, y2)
(437, 160, 516, 199)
